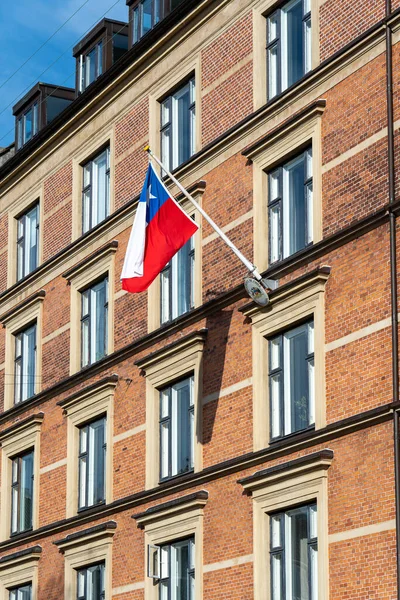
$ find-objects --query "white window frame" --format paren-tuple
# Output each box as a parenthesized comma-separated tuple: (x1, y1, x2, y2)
(79, 42, 103, 93)
(80, 277, 109, 369)
(267, 0, 311, 100)
(82, 147, 111, 234)
(159, 375, 194, 481)
(269, 320, 315, 440)
(160, 232, 195, 324)
(16, 203, 39, 282)
(78, 416, 107, 511)
(160, 78, 196, 171)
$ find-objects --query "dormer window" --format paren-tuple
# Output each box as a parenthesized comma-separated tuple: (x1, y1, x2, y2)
(73, 20, 128, 96)
(79, 42, 103, 93)
(13, 84, 74, 151)
(129, 0, 184, 45)
(16, 102, 39, 150)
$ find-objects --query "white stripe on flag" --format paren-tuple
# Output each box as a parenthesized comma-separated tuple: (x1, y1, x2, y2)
(121, 201, 147, 279)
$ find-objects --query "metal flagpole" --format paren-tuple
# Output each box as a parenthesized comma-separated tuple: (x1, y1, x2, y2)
(144, 146, 277, 292)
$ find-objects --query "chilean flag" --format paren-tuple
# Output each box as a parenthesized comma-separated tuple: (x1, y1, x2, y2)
(121, 163, 199, 293)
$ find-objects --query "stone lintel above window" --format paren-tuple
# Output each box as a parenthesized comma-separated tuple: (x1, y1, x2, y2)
(62, 240, 118, 283)
(0, 545, 42, 567)
(238, 449, 334, 494)
(133, 490, 209, 529)
(54, 520, 117, 552)
(0, 413, 44, 446)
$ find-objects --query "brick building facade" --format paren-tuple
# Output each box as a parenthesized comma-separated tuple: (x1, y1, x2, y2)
(0, 0, 398, 598)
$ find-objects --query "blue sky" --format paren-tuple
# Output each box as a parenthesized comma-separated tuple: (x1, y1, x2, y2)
(0, 0, 129, 147)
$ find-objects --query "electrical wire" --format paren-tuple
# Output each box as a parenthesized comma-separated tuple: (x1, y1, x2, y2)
(0, 15, 129, 146)
(0, 0, 125, 120)
(0, 0, 91, 92)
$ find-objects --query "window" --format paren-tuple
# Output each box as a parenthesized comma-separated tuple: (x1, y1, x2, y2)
(160, 376, 194, 481)
(161, 78, 195, 171)
(269, 147, 312, 264)
(79, 42, 103, 92)
(55, 521, 115, 600)
(112, 33, 128, 63)
(82, 147, 110, 233)
(150, 538, 195, 600)
(14, 323, 36, 405)
(17, 204, 39, 281)
(16, 103, 39, 149)
(76, 563, 105, 600)
(270, 504, 317, 600)
(81, 278, 108, 368)
(160, 235, 194, 324)
(267, 0, 311, 99)
(9, 584, 32, 600)
(10, 451, 34, 535)
(239, 450, 330, 600)
(269, 320, 314, 439)
(131, 0, 184, 44)
(78, 417, 106, 511)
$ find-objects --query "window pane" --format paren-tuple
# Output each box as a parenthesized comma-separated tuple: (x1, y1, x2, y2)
(287, 325, 309, 433)
(174, 540, 190, 600)
(142, 0, 152, 35)
(283, 155, 305, 257)
(11, 484, 18, 533)
(306, 181, 313, 245)
(97, 42, 103, 77)
(79, 454, 87, 508)
(160, 389, 169, 419)
(271, 373, 281, 439)
(20, 452, 33, 531)
(161, 127, 171, 172)
(92, 419, 105, 504)
(283, 0, 304, 89)
(77, 570, 85, 597)
(268, 44, 279, 99)
(271, 553, 283, 600)
(160, 266, 170, 324)
(133, 6, 139, 43)
(289, 507, 309, 600)
(271, 514, 282, 548)
(304, 16, 312, 73)
(268, 12, 279, 43)
(93, 280, 107, 362)
(32, 102, 39, 135)
(270, 336, 281, 371)
(176, 381, 191, 474)
(176, 241, 191, 317)
(24, 108, 32, 143)
(269, 203, 281, 264)
(81, 318, 89, 367)
(160, 420, 170, 479)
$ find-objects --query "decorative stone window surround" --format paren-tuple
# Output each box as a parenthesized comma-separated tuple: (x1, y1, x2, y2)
(57, 375, 118, 518)
(243, 100, 325, 274)
(62, 241, 117, 375)
(133, 491, 208, 600)
(0, 545, 41, 600)
(1, 291, 45, 412)
(148, 56, 201, 171)
(71, 128, 115, 241)
(7, 186, 43, 289)
(0, 413, 43, 542)
(252, 0, 320, 110)
(147, 181, 206, 332)
(238, 449, 333, 600)
(54, 521, 116, 600)
(241, 267, 330, 452)
(135, 329, 207, 490)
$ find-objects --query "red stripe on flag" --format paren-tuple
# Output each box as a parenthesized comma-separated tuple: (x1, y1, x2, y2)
(121, 197, 198, 293)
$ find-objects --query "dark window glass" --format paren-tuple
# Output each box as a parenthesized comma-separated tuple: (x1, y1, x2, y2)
(161, 78, 195, 171)
(82, 147, 110, 233)
(269, 321, 314, 439)
(159, 538, 195, 600)
(77, 562, 105, 600)
(9, 584, 32, 600)
(16, 102, 39, 149)
(268, 147, 312, 264)
(11, 451, 34, 535)
(160, 231, 194, 324)
(80, 42, 103, 92)
(46, 96, 73, 123)
(132, 0, 163, 44)
(112, 33, 128, 63)
(160, 376, 194, 481)
(17, 203, 39, 281)
(14, 323, 36, 405)
(78, 418, 106, 510)
(270, 504, 317, 600)
(267, 0, 311, 99)
(81, 277, 108, 368)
